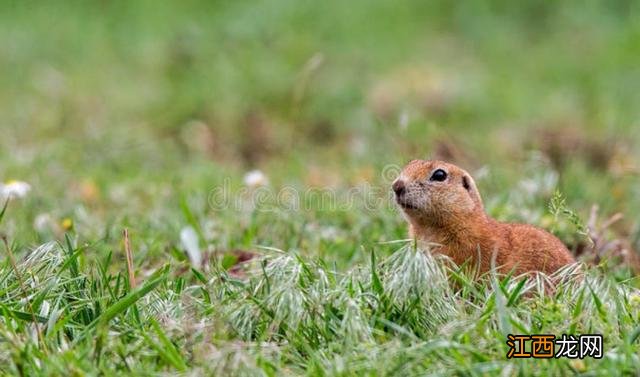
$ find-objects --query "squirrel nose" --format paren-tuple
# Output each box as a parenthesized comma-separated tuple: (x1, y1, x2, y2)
(392, 179, 406, 196)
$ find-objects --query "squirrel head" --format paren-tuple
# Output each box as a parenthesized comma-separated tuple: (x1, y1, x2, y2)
(392, 160, 484, 227)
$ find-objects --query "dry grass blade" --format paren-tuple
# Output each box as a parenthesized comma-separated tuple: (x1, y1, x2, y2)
(124, 228, 136, 289)
(585, 205, 640, 272)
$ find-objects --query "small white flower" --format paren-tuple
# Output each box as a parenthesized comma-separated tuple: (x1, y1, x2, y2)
(243, 170, 269, 188)
(320, 225, 341, 241)
(34, 213, 53, 232)
(1, 180, 31, 200)
(180, 226, 202, 268)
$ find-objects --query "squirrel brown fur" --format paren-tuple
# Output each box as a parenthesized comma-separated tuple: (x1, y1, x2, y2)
(393, 160, 575, 276)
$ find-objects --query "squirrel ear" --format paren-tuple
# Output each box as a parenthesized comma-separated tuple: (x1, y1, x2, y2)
(462, 176, 471, 191)
(462, 174, 484, 208)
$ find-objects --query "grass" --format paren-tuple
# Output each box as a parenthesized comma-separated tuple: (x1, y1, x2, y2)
(1, 0, 640, 375)
(0, 238, 638, 375)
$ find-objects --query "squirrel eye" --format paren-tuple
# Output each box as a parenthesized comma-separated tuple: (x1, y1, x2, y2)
(430, 169, 447, 182)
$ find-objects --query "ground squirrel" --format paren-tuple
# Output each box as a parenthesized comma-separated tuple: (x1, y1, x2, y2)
(393, 160, 575, 276)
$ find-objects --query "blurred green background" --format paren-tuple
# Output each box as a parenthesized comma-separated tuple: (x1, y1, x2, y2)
(2, 3, 640, 374)
(2, 0, 639, 269)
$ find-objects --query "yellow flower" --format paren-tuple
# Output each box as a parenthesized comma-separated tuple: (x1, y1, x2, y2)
(569, 359, 586, 372)
(61, 218, 74, 231)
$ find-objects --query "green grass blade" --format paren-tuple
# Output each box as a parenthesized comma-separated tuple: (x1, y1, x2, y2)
(77, 265, 169, 340)
(0, 305, 47, 323)
(144, 318, 188, 371)
(0, 199, 8, 224)
(506, 278, 527, 307)
(569, 287, 585, 334)
(370, 249, 384, 296)
(628, 325, 640, 345)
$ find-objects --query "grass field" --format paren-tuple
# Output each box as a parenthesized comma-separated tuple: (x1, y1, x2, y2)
(1, 1, 639, 375)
